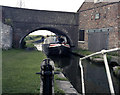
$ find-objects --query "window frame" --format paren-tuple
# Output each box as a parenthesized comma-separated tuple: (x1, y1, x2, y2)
(78, 30, 85, 42)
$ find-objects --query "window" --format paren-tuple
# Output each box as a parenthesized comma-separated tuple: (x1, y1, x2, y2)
(95, 13, 100, 20)
(79, 30, 85, 41)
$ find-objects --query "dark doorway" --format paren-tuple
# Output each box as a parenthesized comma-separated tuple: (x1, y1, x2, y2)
(79, 30, 85, 41)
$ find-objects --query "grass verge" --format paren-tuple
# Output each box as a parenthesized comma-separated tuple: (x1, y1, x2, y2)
(73, 48, 101, 58)
(74, 48, 119, 60)
(54, 75, 68, 81)
(2, 49, 46, 94)
(54, 80, 65, 95)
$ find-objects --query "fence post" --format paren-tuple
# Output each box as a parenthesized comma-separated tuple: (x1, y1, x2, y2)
(79, 59, 85, 95)
(102, 52, 115, 94)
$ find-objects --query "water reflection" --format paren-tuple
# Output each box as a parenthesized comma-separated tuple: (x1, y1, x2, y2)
(48, 55, 120, 94)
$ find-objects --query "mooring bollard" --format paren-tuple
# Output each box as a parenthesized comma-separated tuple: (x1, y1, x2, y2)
(36, 58, 55, 95)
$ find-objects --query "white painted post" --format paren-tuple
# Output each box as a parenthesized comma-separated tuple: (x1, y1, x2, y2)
(103, 53, 115, 94)
(79, 59, 85, 95)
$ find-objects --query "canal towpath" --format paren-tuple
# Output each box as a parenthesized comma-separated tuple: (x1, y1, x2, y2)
(34, 43, 80, 94)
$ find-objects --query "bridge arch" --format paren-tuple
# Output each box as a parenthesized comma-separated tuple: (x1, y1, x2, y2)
(2, 6, 78, 48)
(19, 27, 73, 49)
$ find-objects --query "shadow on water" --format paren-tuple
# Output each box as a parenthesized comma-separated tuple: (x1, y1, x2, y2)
(48, 54, 120, 94)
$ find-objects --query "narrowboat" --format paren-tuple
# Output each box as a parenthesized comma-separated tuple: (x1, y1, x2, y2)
(42, 36, 71, 56)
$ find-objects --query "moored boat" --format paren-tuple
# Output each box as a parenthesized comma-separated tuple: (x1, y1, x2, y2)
(42, 36, 71, 56)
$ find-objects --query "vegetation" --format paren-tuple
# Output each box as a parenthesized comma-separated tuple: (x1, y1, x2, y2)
(54, 68, 67, 81)
(2, 49, 46, 93)
(55, 68, 63, 72)
(5, 18, 13, 26)
(74, 48, 119, 56)
(114, 67, 120, 74)
(74, 48, 101, 58)
(54, 75, 68, 81)
(73, 48, 93, 56)
(24, 35, 44, 49)
(108, 52, 120, 57)
(25, 42, 36, 48)
(54, 68, 66, 94)
(74, 48, 119, 62)
(24, 35, 43, 43)
(54, 80, 65, 95)
(2, 49, 65, 94)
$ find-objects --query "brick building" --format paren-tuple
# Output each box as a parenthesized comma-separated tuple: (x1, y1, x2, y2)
(78, 1, 120, 51)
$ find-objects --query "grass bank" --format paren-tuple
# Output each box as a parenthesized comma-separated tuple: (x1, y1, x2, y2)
(2, 49, 65, 94)
(74, 48, 119, 58)
(2, 49, 46, 94)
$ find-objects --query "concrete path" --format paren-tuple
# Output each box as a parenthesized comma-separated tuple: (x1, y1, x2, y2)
(40, 72, 80, 95)
(56, 72, 80, 95)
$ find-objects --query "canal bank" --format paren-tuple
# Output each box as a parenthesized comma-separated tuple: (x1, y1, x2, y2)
(35, 44, 120, 94)
(49, 54, 120, 94)
(54, 67, 79, 95)
(34, 43, 80, 94)
(74, 48, 120, 78)
(40, 66, 79, 95)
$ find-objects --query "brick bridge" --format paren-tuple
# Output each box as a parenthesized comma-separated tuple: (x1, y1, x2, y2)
(1, 6, 79, 48)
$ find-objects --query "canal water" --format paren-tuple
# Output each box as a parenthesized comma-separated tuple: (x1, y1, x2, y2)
(48, 55, 120, 94)
(34, 44, 119, 94)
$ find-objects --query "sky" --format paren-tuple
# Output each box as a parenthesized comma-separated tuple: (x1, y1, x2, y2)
(0, 0, 85, 12)
(29, 30, 55, 36)
(0, 0, 85, 35)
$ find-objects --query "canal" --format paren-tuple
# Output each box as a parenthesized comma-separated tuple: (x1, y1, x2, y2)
(49, 55, 120, 94)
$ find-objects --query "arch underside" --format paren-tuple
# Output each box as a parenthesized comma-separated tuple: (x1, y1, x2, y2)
(19, 27, 73, 49)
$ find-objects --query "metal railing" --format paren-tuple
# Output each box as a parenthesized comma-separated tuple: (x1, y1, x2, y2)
(79, 48, 120, 95)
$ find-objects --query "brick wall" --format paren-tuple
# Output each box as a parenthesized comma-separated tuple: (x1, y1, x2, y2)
(78, 2, 119, 51)
(118, 2, 120, 48)
(1, 22, 13, 49)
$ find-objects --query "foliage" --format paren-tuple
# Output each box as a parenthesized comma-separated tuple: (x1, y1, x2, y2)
(24, 35, 43, 43)
(5, 18, 13, 26)
(24, 35, 44, 49)
(25, 42, 35, 48)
